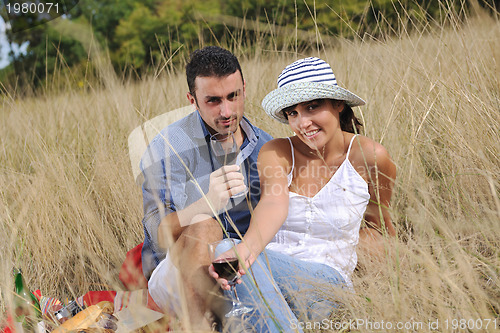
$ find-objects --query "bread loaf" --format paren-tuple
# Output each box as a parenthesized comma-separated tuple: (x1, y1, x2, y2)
(68, 329, 114, 333)
(51, 301, 114, 333)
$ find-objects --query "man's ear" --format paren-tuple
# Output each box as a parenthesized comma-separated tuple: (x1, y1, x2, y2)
(187, 92, 196, 106)
(243, 79, 246, 98)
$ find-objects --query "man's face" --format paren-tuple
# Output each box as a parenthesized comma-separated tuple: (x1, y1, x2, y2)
(187, 71, 245, 136)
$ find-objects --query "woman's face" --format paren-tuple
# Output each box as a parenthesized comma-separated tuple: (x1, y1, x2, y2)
(283, 99, 344, 150)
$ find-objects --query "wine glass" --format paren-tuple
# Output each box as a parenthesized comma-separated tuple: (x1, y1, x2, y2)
(208, 238, 252, 317)
(209, 131, 247, 198)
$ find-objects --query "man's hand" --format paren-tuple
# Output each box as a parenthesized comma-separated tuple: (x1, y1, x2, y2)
(176, 165, 246, 230)
(205, 165, 246, 213)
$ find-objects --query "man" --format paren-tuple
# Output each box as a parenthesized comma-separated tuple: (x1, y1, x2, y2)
(140, 46, 299, 331)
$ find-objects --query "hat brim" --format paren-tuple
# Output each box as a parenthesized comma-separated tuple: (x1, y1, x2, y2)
(262, 81, 366, 123)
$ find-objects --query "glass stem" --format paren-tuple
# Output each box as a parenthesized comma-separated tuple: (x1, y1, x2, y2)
(230, 284, 242, 306)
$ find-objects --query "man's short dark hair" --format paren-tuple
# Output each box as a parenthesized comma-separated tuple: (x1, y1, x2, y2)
(186, 46, 244, 98)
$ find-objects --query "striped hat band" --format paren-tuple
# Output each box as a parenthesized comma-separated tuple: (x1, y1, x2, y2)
(277, 57, 338, 87)
(262, 57, 365, 124)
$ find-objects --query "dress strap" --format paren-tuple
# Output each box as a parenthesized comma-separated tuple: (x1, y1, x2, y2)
(286, 137, 295, 187)
(286, 137, 295, 170)
(346, 134, 358, 159)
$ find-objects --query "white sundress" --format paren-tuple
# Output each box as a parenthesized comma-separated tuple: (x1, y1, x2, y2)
(266, 135, 370, 285)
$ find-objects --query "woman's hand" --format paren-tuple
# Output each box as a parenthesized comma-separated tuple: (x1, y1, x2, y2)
(208, 242, 256, 290)
(208, 263, 242, 290)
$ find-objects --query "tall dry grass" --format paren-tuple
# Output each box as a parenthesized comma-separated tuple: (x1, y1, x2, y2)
(1, 3, 499, 332)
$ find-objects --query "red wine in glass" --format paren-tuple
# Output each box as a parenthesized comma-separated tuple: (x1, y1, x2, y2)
(212, 257, 239, 281)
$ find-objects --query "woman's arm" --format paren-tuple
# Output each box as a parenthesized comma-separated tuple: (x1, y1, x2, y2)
(238, 139, 291, 266)
(208, 139, 291, 288)
(360, 138, 397, 236)
(356, 138, 396, 260)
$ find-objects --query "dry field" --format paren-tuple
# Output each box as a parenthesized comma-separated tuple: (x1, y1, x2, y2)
(1, 5, 499, 332)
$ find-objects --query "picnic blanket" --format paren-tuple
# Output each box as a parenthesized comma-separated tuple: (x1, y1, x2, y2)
(1, 243, 166, 333)
(119, 243, 148, 290)
(1, 289, 164, 333)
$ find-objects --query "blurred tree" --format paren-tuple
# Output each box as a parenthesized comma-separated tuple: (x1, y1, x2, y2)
(112, 0, 222, 72)
(71, 0, 156, 47)
(113, 3, 163, 69)
(3, 22, 87, 90)
(0, 0, 489, 91)
(220, 0, 455, 39)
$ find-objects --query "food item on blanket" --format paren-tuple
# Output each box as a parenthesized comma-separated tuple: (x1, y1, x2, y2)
(51, 301, 114, 333)
(68, 329, 115, 333)
(94, 312, 118, 331)
(54, 300, 85, 323)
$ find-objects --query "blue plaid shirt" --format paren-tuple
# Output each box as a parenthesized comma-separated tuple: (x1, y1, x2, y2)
(140, 110, 272, 279)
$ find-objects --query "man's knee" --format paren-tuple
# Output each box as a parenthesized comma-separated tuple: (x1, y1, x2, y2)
(181, 216, 222, 244)
(170, 217, 222, 265)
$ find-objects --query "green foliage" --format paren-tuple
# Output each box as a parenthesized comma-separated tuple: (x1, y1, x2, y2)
(73, 0, 157, 46)
(114, 4, 163, 69)
(3, 24, 87, 90)
(220, 0, 459, 38)
(1, 0, 484, 90)
(0, 62, 15, 87)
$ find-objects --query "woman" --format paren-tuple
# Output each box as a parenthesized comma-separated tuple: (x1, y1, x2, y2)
(211, 57, 396, 318)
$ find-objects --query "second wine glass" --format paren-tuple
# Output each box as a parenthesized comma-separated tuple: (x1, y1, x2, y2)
(209, 131, 247, 198)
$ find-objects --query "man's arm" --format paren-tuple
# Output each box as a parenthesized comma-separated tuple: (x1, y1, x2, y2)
(141, 136, 247, 250)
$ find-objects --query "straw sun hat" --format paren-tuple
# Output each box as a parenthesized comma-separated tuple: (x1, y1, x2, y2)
(262, 57, 366, 123)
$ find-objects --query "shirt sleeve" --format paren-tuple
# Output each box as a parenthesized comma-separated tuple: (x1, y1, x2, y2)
(140, 135, 188, 252)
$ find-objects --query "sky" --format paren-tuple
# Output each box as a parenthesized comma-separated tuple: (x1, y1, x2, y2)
(0, 17, 9, 69)
(0, 16, 29, 69)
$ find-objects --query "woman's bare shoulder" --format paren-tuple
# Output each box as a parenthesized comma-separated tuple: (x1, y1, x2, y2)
(262, 137, 292, 149)
(261, 137, 293, 155)
(350, 135, 394, 171)
(259, 137, 294, 166)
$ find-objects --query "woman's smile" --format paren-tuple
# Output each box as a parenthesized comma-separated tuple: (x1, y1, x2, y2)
(303, 129, 320, 138)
